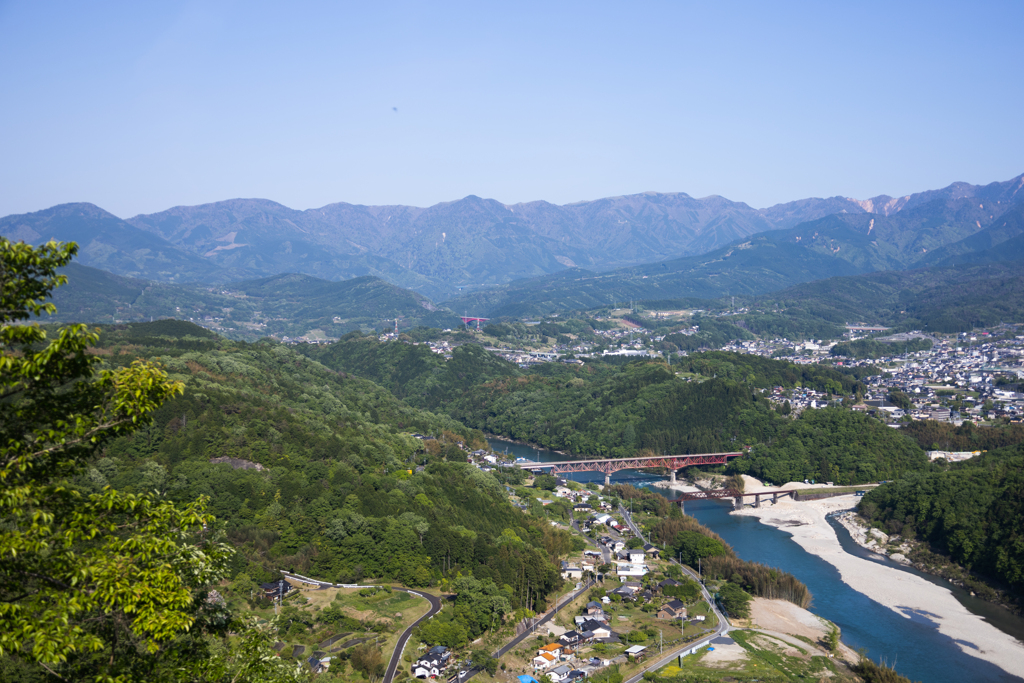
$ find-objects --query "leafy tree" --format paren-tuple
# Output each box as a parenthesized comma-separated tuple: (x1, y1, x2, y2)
(888, 390, 914, 411)
(827, 624, 840, 653)
(471, 649, 498, 675)
(533, 474, 558, 490)
(0, 239, 301, 682)
(673, 530, 728, 566)
(717, 582, 751, 618)
(662, 580, 701, 602)
(350, 642, 385, 682)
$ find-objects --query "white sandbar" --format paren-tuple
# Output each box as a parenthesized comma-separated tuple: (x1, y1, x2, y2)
(731, 490, 1024, 679)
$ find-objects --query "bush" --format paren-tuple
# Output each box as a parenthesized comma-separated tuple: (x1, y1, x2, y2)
(717, 582, 751, 618)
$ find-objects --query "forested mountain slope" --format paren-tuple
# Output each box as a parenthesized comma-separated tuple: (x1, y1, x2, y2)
(443, 182, 1024, 317)
(753, 260, 1024, 333)
(45, 262, 461, 340)
(305, 338, 925, 484)
(0, 203, 225, 282)
(82, 321, 566, 600)
(6, 174, 1020, 302)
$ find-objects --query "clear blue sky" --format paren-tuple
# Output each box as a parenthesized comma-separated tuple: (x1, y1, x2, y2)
(2, 0, 1022, 218)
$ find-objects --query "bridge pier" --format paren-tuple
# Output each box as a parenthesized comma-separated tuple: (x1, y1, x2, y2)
(773, 492, 778, 504)
(604, 472, 611, 487)
(734, 496, 743, 511)
(755, 494, 762, 508)
(677, 499, 685, 515)
(670, 469, 677, 484)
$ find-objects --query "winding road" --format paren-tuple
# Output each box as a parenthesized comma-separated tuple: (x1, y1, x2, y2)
(383, 588, 443, 683)
(280, 571, 443, 683)
(460, 578, 596, 682)
(282, 505, 728, 683)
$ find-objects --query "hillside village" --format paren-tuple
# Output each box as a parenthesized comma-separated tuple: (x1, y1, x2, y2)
(377, 316, 1024, 433)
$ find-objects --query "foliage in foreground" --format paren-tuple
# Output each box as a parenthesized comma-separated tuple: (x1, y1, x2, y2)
(0, 238, 306, 682)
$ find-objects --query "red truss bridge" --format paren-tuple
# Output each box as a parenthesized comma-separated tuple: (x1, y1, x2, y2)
(460, 316, 490, 329)
(516, 452, 742, 485)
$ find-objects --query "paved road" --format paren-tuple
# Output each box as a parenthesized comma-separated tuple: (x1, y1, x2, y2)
(570, 513, 610, 563)
(615, 507, 731, 683)
(461, 578, 596, 682)
(279, 571, 442, 683)
(621, 620, 729, 683)
(383, 589, 443, 683)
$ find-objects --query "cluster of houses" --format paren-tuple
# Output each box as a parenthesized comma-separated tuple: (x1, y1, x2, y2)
(765, 386, 834, 414)
(530, 621, 616, 679)
(577, 511, 624, 532)
(596, 537, 660, 578)
(529, 578, 704, 678)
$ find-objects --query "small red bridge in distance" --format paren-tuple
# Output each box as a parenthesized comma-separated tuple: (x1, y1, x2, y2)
(516, 452, 742, 485)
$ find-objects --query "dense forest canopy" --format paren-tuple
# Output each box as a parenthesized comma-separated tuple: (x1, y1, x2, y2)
(859, 444, 1024, 598)
(305, 338, 897, 471)
(732, 408, 929, 485)
(79, 323, 566, 604)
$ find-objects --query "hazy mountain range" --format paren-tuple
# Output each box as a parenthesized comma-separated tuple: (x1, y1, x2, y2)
(41, 262, 460, 341)
(2, 172, 1022, 321)
(3, 173, 1018, 301)
(445, 177, 1024, 316)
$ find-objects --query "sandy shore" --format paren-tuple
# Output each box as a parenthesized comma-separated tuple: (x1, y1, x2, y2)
(732, 491, 1024, 678)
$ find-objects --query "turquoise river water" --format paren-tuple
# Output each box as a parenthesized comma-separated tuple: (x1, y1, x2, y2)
(488, 438, 1024, 683)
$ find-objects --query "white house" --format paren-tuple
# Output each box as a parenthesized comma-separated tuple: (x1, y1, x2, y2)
(560, 561, 583, 580)
(615, 563, 648, 577)
(549, 665, 572, 682)
(533, 652, 557, 670)
(413, 646, 451, 678)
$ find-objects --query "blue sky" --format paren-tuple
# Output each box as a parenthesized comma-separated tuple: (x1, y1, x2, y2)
(1, 0, 1022, 218)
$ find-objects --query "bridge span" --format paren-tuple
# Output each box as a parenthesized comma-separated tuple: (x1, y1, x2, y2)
(516, 452, 742, 486)
(665, 488, 797, 513)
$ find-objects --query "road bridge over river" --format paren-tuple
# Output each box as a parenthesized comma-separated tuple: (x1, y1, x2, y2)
(516, 452, 742, 485)
(665, 488, 798, 513)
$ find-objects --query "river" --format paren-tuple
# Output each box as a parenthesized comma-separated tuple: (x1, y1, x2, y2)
(488, 437, 1024, 683)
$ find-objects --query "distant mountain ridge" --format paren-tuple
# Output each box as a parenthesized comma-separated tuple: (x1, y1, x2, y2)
(444, 180, 1024, 317)
(43, 262, 460, 341)
(3, 173, 1021, 302)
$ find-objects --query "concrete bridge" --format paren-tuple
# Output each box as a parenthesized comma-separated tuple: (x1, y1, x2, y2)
(666, 488, 797, 513)
(516, 452, 742, 486)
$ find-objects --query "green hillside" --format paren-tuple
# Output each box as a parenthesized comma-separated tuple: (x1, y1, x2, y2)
(859, 444, 1024, 603)
(81, 320, 566, 597)
(306, 337, 919, 484)
(758, 260, 1024, 333)
(44, 262, 462, 340)
(0, 203, 229, 282)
